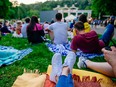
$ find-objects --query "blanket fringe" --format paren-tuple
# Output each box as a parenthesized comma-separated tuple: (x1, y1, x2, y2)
(23, 68, 41, 74)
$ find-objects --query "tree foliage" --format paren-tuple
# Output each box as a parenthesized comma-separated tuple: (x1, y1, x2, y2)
(1, 0, 115, 19)
(18, 0, 91, 19)
(1, 0, 92, 19)
(92, 0, 116, 17)
(0, 0, 12, 19)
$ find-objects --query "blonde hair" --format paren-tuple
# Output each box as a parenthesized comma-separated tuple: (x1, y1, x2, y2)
(17, 21, 22, 27)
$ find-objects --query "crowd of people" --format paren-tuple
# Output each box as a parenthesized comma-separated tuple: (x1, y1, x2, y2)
(0, 13, 116, 86)
(47, 13, 116, 86)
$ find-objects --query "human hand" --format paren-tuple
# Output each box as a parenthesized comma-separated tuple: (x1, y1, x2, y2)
(102, 46, 116, 67)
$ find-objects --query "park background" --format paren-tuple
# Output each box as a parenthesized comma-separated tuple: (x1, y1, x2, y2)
(0, 0, 116, 87)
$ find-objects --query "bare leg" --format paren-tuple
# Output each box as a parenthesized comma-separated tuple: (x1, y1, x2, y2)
(55, 67, 70, 83)
(85, 60, 115, 77)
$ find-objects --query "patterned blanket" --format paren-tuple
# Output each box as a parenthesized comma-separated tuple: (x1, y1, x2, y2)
(46, 43, 103, 59)
(0, 46, 33, 67)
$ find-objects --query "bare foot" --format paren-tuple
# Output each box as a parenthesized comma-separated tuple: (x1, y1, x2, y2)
(61, 66, 70, 76)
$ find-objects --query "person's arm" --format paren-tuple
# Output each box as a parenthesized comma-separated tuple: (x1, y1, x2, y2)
(45, 28, 51, 32)
(45, 25, 54, 42)
(102, 46, 116, 77)
(45, 24, 53, 33)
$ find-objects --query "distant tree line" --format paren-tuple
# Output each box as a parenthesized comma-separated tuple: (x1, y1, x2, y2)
(0, 0, 115, 19)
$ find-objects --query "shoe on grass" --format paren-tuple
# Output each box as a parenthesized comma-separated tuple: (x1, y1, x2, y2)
(77, 56, 87, 69)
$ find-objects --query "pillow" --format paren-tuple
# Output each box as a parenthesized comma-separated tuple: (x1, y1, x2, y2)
(47, 65, 116, 87)
(12, 72, 46, 87)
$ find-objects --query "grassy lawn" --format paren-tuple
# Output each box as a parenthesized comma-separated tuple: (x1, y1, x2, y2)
(0, 34, 115, 87)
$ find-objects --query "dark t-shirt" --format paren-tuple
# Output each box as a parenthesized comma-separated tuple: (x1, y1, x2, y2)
(27, 24, 45, 44)
(71, 31, 105, 53)
(1, 26, 11, 33)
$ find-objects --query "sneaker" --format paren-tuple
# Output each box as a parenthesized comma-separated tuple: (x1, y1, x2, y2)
(77, 56, 87, 68)
(63, 51, 76, 73)
(50, 53, 62, 83)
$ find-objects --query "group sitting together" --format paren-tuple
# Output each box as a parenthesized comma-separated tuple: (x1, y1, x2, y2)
(46, 13, 115, 86)
(0, 13, 116, 86)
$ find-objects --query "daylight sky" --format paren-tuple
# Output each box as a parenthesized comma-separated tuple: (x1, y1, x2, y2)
(14, 0, 47, 4)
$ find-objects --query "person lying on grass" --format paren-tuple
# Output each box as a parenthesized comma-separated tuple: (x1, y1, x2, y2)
(71, 20, 114, 53)
(77, 46, 116, 77)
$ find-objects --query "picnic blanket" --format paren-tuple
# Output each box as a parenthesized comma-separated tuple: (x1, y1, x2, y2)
(0, 46, 33, 67)
(46, 42, 103, 59)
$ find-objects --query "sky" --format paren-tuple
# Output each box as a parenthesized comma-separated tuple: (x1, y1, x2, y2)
(12, 0, 48, 4)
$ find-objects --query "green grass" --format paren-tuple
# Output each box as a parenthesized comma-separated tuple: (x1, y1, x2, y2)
(0, 34, 115, 87)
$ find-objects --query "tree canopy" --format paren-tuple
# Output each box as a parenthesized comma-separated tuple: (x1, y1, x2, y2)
(0, 0, 115, 19)
(0, 0, 12, 19)
(92, 0, 116, 17)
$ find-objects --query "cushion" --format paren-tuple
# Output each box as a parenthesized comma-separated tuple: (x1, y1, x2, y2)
(47, 65, 116, 87)
(12, 72, 46, 87)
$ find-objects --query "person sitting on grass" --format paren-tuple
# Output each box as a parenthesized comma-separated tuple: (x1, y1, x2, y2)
(12, 21, 23, 38)
(77, 46, 116, 77)
(46, 13, 68, 44)
(27, 16, 45, 44)
(50, 46, 116, 87)
(21, 17, 30, 38)
(1, 20, 11, 35)
(71, 20, 114, 53)
(73, 14, 91, 36)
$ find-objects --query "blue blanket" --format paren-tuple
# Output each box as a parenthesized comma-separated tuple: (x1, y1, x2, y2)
(0, 46, 33, 67)
(46, 43, 103, 59)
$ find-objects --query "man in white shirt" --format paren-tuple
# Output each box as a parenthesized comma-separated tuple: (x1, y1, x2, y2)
(21, 18, 30, 38)
(46, 13, 68, 44)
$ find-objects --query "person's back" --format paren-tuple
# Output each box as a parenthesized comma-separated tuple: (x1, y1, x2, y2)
(48, 13, 68, 44)
(71, 22, 105, 53)
(27, 23, 44, 44)
(1, 21, 11, 34)
(21, 23, 28, 38)
(21, 18, 30, 38)
(71, 30, 104, 53)
(49, 22, 68, 44)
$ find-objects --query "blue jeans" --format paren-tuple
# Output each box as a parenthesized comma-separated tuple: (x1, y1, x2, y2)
(56, 74, 74, 87)
(100, 24, 114, 46)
